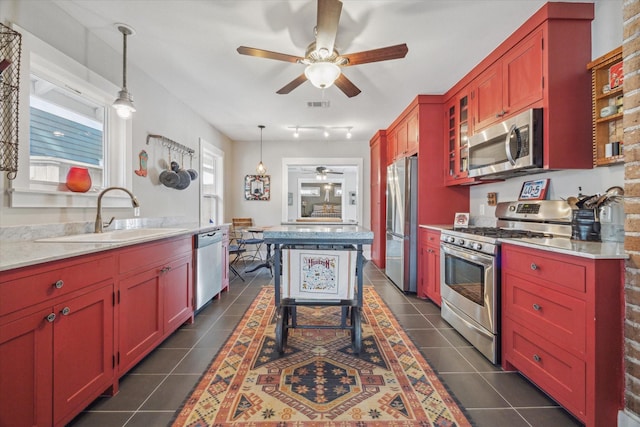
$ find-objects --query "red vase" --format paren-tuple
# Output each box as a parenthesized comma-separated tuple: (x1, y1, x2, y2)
(66, 167, 92, 192)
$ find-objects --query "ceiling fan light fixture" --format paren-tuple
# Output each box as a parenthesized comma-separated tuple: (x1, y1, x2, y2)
(112, 24, 136, 120)
(293, 127, 300, 138)
(305, 62, 341, 89)
(346, 127, 352, 139)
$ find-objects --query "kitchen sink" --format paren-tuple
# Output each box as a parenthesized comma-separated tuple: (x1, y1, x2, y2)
(36, 228, 189, 243)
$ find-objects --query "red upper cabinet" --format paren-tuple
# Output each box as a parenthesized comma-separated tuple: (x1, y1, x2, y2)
(502, 29, 544, 115)
(370, 130, 387, 268)
(446, 3, 594, 175)
(473, 29, 543, 131)
(445, 88, 474, 186)
(406, 110, 419, 155)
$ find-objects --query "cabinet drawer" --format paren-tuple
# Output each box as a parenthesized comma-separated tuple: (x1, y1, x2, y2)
(503, 272, 586, 355)
(503, 320, 585, 420)
(118, 236, 193, 274)
(425, 229, 441, 248)
(502, 245, 586, 294)
(0, 254, 115, 317)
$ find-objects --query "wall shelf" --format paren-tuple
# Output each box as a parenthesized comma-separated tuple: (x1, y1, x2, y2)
(588, 46, 623, 167)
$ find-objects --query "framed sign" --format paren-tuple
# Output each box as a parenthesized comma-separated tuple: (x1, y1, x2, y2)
(454, 212, 469, 228)
(519, 178, 549, 201)
(245, 175, 270, 201)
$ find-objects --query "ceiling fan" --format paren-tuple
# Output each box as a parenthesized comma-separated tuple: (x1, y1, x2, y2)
(237, 0, 408, 97)
(302, 166, 344, 179)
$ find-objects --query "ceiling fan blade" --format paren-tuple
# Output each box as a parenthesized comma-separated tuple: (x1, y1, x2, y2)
(342, 43, 409, 66)
(334, 74, 361, 98)
(237, 46, 303, 63)
(276, 74, 308, 94)
(316, 0, 342, 55)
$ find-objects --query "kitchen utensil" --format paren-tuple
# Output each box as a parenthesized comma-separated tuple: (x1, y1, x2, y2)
(159, 148, 179, 188)
(187, 153, 198, 180)
(567, 196, 578, 209)
(174, 153, 191, 190)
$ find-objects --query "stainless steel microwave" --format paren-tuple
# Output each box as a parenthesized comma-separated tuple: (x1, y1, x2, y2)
(468, 108, 543, 178)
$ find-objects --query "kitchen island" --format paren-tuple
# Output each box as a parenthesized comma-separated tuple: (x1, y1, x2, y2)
(263, 225, 373, 353)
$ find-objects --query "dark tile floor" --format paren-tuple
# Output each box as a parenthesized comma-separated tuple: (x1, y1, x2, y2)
(69, 260, 583, 427)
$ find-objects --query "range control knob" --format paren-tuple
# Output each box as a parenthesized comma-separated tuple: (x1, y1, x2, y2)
(457, 238, 465, 245)
(447, 236, 455, 243)
(473, 242, 483, 250)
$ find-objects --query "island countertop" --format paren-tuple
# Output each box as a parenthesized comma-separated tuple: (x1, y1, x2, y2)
(263, 225, 373, 244)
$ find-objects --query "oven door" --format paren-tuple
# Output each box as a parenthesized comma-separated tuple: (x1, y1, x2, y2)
(440, 242, 497, 334)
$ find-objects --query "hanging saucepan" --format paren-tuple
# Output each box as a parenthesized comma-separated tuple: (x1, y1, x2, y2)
(159, 147, 179, 188)
(174, 152, 191, 190)
(187, 152, 198, 180)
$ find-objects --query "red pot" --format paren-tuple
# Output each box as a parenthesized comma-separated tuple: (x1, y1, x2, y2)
(66, 167, 92, 192)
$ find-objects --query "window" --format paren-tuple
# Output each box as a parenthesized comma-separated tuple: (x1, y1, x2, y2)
(9, 25, 132, 208)
(200, 138, 224, 225)
(29, 73, 105, 188)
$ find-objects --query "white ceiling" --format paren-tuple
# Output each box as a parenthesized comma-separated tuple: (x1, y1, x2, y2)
(52, 0, 595, 143)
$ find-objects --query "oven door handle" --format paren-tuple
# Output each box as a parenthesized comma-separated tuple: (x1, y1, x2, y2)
(441, 243, 494, 266)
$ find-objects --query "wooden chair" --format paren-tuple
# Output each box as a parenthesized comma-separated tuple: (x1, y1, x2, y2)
(232, 218, 264, 263)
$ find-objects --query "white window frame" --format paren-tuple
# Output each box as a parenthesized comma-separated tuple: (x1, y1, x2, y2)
(199, 138, 224, 225)
(7, 24, 132, 208)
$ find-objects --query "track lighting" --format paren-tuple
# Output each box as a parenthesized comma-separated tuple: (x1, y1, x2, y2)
(112, 24, 136, 119)
(288, 126, 354, 140)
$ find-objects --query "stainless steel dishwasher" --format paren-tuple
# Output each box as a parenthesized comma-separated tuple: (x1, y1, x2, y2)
(195, 229, 224, 311)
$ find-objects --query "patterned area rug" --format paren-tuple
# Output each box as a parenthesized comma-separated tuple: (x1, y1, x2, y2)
(171, 286, 472, 426)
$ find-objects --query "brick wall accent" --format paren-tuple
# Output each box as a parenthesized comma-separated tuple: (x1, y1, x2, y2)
(624, 0, 640, 417)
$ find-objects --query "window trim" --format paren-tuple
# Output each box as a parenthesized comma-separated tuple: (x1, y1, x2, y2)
(8, 24, 132, 209)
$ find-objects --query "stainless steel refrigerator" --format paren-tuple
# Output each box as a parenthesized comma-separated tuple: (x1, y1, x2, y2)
(385, 156, 418, 292)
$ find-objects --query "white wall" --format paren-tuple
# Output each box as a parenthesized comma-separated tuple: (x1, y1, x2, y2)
(228, 139, 369, 228)
(0, 0, 233, 226)
(468, 0, 624, 224)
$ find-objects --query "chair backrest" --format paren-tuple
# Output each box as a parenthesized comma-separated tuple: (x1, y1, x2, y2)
(232, 218, 253, 229)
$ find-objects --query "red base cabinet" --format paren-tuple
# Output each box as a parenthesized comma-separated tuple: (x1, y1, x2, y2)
(501, 243, 623, 427)
(418, 229, 441, 305)
(0, 235, 195, 426)
(0, 253, 116, 427)
(117, 236, 193, 376)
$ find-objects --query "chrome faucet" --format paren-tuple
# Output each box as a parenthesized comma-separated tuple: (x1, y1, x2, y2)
(95, 187, 140, 233)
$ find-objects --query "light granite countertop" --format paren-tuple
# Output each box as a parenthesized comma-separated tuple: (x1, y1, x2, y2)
(420, 224, 626, 260)
(0, 219, 229, 272)
(263, 225, 373, 244)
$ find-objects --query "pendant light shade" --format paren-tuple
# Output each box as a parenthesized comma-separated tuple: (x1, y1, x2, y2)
(113, 24, 136, 119)
(256, 125, 267, 175)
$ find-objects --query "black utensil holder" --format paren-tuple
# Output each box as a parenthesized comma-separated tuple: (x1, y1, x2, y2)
(571, 209, 601, 241)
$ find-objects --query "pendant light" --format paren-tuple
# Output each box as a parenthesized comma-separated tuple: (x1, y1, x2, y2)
(112, 24, 136, 119)
(256, 125, 267, 175)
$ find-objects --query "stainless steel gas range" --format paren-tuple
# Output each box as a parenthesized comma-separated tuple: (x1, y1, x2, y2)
(439, 200, 572, 364)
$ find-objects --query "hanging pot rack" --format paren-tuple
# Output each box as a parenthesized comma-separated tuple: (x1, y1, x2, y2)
(146, 134, 195, 158)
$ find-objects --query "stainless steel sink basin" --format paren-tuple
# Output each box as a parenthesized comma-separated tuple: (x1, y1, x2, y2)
(36, 228, 189, 243)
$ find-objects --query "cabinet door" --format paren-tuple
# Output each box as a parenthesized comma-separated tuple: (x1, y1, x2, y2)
(119, 268, 162, 374)
(427, 246, 441, 306)
(53, 284, 114, 426)
(473, 63, 503, 131)
(502, 29, 543, 114)
(406, 111, 419, 155)
(386, 131, 397, 165)
(395, 121, 408, 158)
(163, 255, 193, 334)
(418, 230, 429, 299)
(0, 309, 53, 427)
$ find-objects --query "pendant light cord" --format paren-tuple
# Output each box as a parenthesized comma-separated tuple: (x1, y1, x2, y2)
(122, 30, 128, 90)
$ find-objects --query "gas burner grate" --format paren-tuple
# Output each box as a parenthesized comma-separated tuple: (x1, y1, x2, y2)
(453, 227, 552, 239)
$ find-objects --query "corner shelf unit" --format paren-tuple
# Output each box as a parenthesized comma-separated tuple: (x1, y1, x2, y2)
(588, 46, 623, 167)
